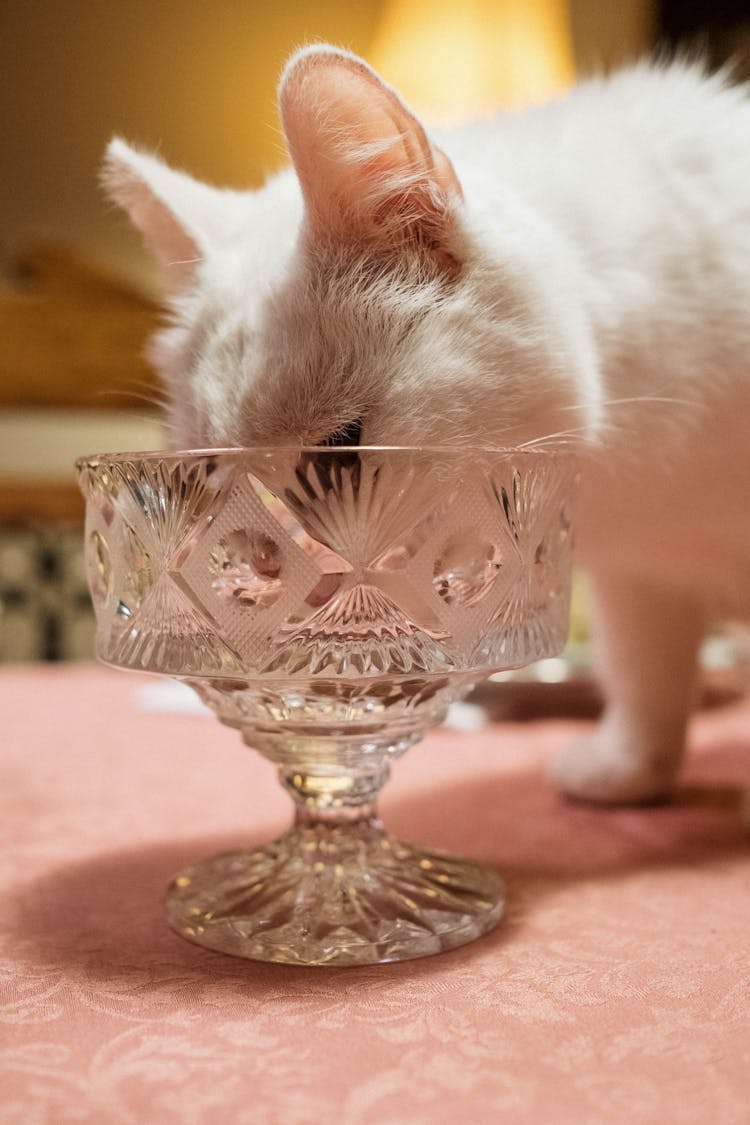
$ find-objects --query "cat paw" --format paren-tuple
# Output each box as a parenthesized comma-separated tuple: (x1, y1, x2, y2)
(547, 730, 679, 805)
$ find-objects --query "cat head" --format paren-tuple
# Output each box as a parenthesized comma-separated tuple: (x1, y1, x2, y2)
(103, 44, 599, 450)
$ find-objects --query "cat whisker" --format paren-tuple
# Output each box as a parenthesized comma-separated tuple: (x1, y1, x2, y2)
(92, 386, 171, 411)
(518, 423, 614, 449)
(504, 395, 700, 455)
(561, 394, 701, 412)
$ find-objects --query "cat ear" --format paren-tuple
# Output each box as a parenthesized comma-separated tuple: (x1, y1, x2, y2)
(101, 138, 223, 287)
(279, 45, 463, 255)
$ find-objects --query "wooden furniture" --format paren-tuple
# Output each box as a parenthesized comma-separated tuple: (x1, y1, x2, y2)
(0, 243, 160, 523)
(0, 244, 161, 658)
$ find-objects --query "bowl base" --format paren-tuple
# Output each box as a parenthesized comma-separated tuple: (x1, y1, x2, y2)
(166, 821, 504, 966)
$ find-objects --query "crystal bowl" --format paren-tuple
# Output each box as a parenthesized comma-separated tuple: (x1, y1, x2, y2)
(77, 446, 578, 965)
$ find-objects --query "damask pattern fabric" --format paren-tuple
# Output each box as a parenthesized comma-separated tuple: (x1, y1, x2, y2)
(1, 664, 749, 1123)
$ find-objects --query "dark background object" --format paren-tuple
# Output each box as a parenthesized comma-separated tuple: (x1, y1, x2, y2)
(660, 0, 750, 77)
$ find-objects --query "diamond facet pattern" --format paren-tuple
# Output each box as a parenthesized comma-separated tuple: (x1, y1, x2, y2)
(77, 447, 578, 967)
(78, 448, 578, 684)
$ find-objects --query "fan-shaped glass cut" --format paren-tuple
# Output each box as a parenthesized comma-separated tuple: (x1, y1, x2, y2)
(78, 446, 578, 966)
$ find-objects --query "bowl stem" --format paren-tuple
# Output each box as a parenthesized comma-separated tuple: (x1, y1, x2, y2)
(166, 729, 505, 965)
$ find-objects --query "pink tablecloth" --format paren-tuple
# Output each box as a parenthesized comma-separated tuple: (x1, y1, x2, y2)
(1, 664, 749, 1124)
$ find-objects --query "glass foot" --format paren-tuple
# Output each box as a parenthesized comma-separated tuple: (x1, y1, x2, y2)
(166, 820, 504, 965)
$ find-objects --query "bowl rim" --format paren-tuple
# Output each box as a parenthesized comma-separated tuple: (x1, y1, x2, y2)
(75, 444, 579, 468)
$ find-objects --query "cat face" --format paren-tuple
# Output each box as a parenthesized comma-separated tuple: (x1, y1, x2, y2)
(104, 45, 599, 451)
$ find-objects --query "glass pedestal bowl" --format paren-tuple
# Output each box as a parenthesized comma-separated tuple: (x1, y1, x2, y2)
(77, 446, 578, 966)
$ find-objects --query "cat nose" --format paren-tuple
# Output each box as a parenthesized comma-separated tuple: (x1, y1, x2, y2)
(323, 418, 362, 447)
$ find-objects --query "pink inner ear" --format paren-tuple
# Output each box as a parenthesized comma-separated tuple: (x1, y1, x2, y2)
(279, 47, 462, 239)
(102, 139, 228, 289)
(107, 171, 201, 280)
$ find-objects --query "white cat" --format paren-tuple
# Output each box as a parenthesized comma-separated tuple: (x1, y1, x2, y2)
(103, 44, 750, 804)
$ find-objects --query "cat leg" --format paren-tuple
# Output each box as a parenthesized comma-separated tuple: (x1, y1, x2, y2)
(548, 573, 704, 803)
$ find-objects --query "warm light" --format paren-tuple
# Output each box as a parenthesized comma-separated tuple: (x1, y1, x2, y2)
(369, 0, 575, 123)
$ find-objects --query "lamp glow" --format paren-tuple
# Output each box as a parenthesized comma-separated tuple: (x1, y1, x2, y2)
(369, 0, 575, 123)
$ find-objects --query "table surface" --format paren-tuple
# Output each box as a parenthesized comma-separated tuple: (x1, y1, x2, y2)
(1, 663, 749, 1125)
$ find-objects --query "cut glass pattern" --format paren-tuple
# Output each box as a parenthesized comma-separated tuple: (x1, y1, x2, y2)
(78, 446, 578, 967)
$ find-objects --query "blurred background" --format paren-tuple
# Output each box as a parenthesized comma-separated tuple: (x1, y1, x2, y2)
(1, 0, 749, 664)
